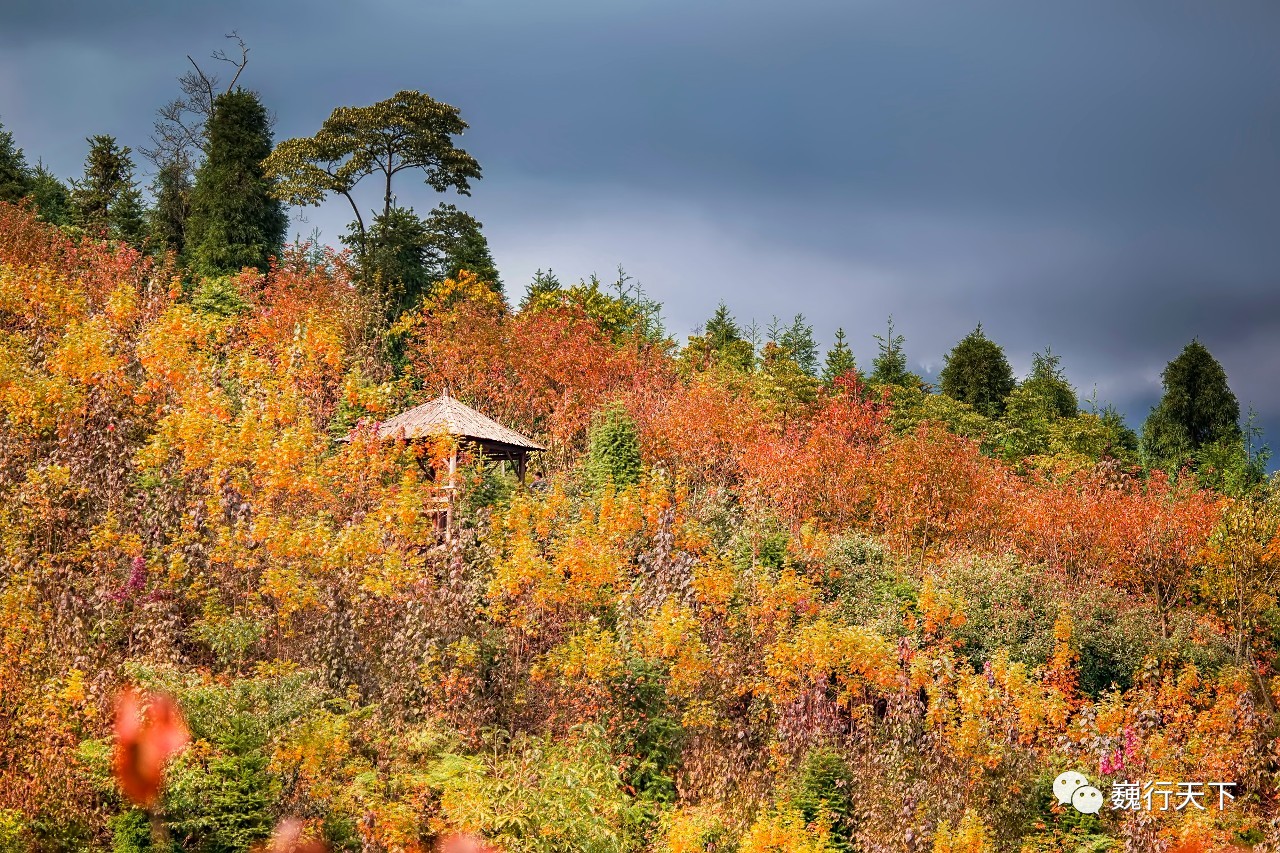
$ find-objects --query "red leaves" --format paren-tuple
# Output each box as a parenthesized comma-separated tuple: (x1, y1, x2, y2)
(112, 687, 190, 807)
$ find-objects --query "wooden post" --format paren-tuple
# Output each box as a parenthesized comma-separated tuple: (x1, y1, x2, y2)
(446, 443, 457, 541)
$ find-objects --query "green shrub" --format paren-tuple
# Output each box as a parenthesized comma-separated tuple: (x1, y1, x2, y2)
(190, 276, 249, 317)
(823, 533, 915, 636)
(940, 556, 1059, 669)
(108, 809, 162, 853)
(0, 810, 27, 853)
(430, 726, 634, 853)
(164, 753, 277, 852)
(584, 404, 643, 489)
(783, 748, 858, 853)
(1070, 592, 1155, 697)
(608, 660, 683, 840)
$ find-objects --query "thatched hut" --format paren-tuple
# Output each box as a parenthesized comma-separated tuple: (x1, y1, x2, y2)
(375, 391, 545, 482)
(372, 392, 545, 536)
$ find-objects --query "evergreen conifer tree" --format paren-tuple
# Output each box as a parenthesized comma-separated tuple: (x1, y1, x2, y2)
(870, 316, 917, 387)
(71, 135, 146, 243)
(0, 119, 32, 203)
(187, 90, 287, 274)
(822, 328, 858, 384)
(1142, 339, 1241, 472)
(939, 324, 1016, 417)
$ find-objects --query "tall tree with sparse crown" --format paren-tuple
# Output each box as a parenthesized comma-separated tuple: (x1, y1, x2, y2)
(264, 90, 482, 263)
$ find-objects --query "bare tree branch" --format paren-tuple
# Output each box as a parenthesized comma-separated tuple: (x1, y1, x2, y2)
(142, 33, 253, 170)
(211, 31, 250, 92)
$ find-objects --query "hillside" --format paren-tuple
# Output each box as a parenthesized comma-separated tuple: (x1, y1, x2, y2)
(1, 199, 1277, 853)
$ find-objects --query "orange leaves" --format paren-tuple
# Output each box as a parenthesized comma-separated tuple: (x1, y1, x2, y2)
(914, 577, 967, 641)
(739, 378, 886, 530)
(112, 687, 190, 807)
(401, 296, 670, 457)
(921, 650, 1069, 770)
(633, 371, 762, 489)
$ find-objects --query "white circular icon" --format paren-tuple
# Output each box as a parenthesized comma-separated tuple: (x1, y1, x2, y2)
(1071, 785, 1104, 814)
(1053, 771, 1089, 805)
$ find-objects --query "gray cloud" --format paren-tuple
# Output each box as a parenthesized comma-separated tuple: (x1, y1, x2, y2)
(3, 0, 1279, 456)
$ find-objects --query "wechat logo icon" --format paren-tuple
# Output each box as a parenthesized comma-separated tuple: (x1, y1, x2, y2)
(1054, 771, 1104, 815)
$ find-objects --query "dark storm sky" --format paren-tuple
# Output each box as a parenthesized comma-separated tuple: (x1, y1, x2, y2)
(3, 0, 1280, 447)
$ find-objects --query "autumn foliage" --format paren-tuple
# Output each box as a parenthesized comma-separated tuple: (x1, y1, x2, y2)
(2, 202, 1277, 852)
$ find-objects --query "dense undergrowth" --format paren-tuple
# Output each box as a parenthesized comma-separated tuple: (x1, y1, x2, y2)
(2, 202, 1279, 852)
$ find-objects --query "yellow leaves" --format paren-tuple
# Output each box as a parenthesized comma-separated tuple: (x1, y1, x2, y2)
(921, 649, 1069, 773)
(692, 557, 737, 616)
(540, 626, 624, 684)
(747, 567, 823, 632)
(0, 263, 88, 336)
(488, 483, 686, 630)
(103, 282, 140, 332)
(60, 668, 87, 707)
(418, 270, 505, 316)
(634, 600, 711, 697)
(931, 810, 992, 853)
(655, 804, 730, 853)
(259, 565, 320, 623)
(137, 303, 221, 395)
(738, 809, 836, 853)
(764, 619, 897, 704)
(49, 317, 126, 392)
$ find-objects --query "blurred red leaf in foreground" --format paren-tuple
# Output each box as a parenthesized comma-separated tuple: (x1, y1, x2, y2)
(436, 833, 501, 853)
(112, 687, 190, 806)
(261, 819, 328, 853)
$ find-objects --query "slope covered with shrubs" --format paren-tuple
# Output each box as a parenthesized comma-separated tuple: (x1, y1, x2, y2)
(1, 202, 1278, 852)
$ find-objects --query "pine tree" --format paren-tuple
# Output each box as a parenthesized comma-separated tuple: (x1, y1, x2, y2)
(758, 340, 821, 417)
(0, 119, 32, 203)
(1020, 349, 1077, 419)
(939, 324, 1016, 417)
(778, 314, 819, 378)
(694, 302, 754, 371)
(187, 90, 287, 275)
(705, 302, 743, 352)
(28, 162, 71, 226)
(70, 135, 146, 244)
(149, 154, 193, 257)
(585, 404, 643, 489)
(870, 316, 917, 387)
(521, 269, 563, 309)
(822, 328, 858, 384)
(1142, 339, 1241, 472)
(999, 350, 1078, 460)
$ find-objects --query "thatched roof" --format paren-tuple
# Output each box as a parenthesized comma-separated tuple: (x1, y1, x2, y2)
(375, 392, 546, 451)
